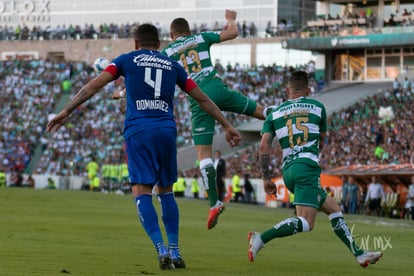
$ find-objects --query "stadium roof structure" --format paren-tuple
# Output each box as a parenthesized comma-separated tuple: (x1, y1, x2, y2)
(324, 164, 414, 187)
(283, 0, 414, 51)
(316, 0, 413, 7)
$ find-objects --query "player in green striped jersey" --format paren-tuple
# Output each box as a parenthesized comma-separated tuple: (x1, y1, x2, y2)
(162, 9, 272, 230)
(248, 71, 383, 268)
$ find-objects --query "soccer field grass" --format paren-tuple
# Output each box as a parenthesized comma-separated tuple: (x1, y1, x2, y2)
(0, 189, 413, 276)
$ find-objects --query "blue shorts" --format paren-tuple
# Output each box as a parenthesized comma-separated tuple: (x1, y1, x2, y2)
(125, 127, 177, 187)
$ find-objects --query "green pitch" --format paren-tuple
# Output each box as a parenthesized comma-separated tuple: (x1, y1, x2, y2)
(0, 188, 413, 276)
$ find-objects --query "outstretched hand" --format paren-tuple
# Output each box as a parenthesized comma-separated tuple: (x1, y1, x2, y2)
(46, 110, 69, 133)
(112, 89, 125, 100)
(224, 126, 241, 148)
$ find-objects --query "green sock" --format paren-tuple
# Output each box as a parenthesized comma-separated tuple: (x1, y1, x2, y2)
(200, 164, 218, 207)
(261, 217, 303, 244)
(330, 215, 364, 257)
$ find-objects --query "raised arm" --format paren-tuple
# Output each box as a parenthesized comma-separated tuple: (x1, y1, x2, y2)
(46, 72, 113, 133)
(220, 9, 239, 42)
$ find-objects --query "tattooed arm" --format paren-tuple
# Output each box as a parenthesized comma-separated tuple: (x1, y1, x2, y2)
(46, 72, 114, 133)
(259, 132, 274, 179)
(259, 132, 277, 195)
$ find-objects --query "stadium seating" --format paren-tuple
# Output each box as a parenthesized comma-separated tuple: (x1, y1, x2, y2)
(2, 59, 413, 201)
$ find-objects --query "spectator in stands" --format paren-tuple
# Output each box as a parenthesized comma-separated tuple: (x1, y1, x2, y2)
(341, 176, 351, 213)
(80, 177, 90, 191)
(367, 13, 376, 29)
(392, 77, 401, 96)
(242, 21, 248, 38)
(173, 172, 186, 198)
(46, 177, 57, 189)
(307, 61, 315, 80)
(317, 76, 325, 92)
(191, 174, 200, 199)
(346, 176, 360, 214)
(9, 169, 23, 187)
(265, 21, 274, 37)
(0, 166, 6, 188)
(232, 169, 244, 202)
(402, 9, 411, 16)
(364, 176, 385, 216)
(243, 173, 255, 204)
(86, 156, 99, 186)
(25, 174, 36, 188)
(407, 176, 414, 220)
(249, 22, 257, 37)
(403, 76, 411, 92)
(277, 20, 287, 36)
(90, 175, 101, 191)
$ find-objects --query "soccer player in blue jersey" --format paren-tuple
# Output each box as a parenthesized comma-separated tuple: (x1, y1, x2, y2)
(46, 23, 241, 270)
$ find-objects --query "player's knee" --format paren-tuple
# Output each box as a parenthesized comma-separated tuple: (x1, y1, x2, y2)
(322, 195, 342, 214)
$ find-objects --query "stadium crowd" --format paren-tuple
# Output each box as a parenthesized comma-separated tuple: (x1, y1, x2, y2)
(204, 84, 414, 180)
(0, 20, 268, 42)
(1, 5, 413, 41)
(300, 7, 414, 38)
(0, 59, 71, 175)
(1, 59, 413, 188)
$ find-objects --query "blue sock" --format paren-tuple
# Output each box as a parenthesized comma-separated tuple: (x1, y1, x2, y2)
(134, 194, 166, 254)
(158, 192, 179, 248)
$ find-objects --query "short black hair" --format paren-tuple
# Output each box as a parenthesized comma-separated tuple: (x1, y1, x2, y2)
(170, 18, 191, 36)
(288, 71, 309, 91)
(133, 23, 159, 48)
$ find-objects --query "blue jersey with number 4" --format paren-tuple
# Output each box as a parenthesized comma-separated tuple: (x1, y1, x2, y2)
(110, 49, 190, 138)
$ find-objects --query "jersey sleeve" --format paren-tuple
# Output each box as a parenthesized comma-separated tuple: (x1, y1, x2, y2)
(261, 116, 275, 135)
(201, 31, 221, 44)
(103, 63, 118, 78)
(104, 54, 124, 79)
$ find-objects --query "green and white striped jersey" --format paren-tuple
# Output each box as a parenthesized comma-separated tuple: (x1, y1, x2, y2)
(262, 97, 327, 168)
(161, 32, 221, 83)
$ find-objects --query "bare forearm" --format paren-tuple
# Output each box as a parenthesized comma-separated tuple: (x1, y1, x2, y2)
(259, 133, 274, 179)
(226, 20, 238, 34)
(200, 98, 231, 128)
(221, 9, 238, 41)
(64, 87, 95, 114)
(260, 154, 271, 180)
(65, 73, 112, 114)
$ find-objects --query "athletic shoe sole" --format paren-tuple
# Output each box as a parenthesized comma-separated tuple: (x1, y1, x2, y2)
(207, 205, 225, 230)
